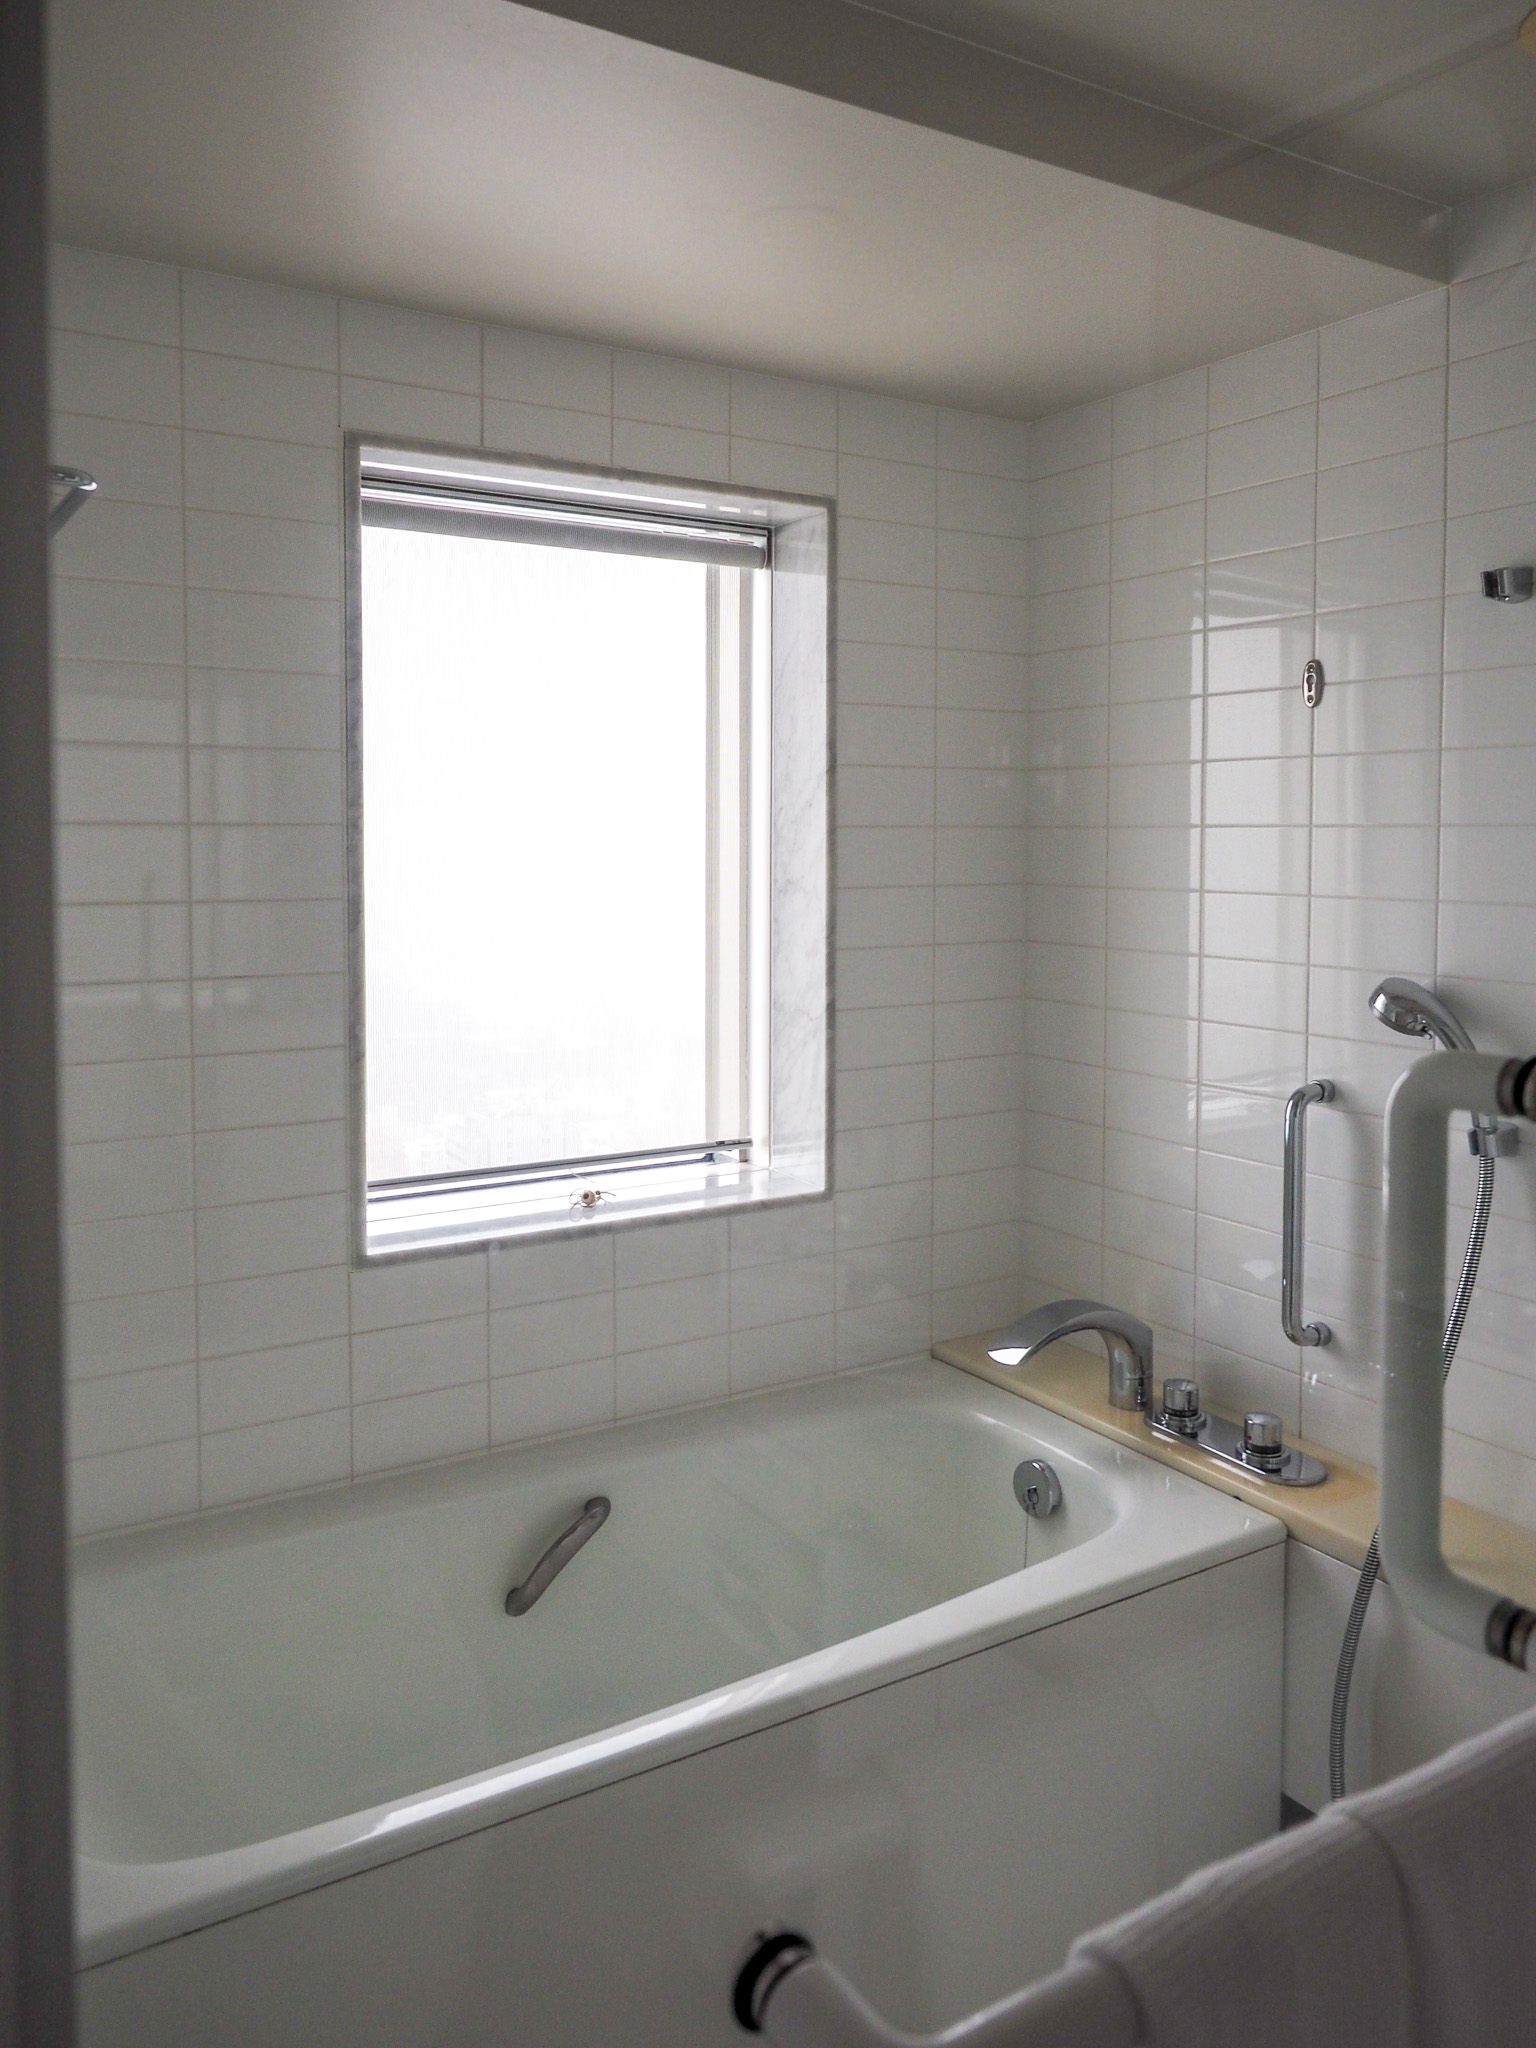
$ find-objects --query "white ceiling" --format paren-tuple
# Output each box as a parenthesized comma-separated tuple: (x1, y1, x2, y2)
(869, 0, 1536, 202)
(48, 0, 1472, 416)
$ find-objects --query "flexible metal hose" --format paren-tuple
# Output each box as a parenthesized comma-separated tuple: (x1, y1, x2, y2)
(1327, 1148, 1496, 1800)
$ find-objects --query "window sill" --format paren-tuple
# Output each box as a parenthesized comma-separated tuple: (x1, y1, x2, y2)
(363, 1153, 828, 1262)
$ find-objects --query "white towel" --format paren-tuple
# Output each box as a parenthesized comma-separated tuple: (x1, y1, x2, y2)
(1068, 1802, 1415, 2048)
(1343, 1700, 1536, 2048)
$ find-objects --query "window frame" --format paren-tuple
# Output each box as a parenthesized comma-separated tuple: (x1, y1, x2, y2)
(344, 433, 833, 1265)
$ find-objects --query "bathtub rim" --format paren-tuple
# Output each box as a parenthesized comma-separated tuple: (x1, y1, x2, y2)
(73, 1359, 1283, 1968)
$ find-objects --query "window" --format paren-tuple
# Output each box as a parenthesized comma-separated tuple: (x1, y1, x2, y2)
(348, 440, 829, 1257)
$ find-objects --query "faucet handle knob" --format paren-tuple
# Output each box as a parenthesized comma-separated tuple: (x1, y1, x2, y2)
(1242, 1411, 1286, 1470)
(1161, 1376, 1202, 1424)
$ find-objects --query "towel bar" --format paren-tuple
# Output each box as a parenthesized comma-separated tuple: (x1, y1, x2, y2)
(733, 1937, 1137, 2048)
(738, 1704, 1536, 2047)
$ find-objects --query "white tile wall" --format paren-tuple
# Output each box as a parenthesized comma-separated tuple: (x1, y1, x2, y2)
(50, 177, 1536, 1540)
(49, 244, 1034, 1533)
(1017, 177, 1536, 1528)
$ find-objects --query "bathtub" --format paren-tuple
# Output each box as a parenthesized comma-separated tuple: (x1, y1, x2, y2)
(75, 1358, 1285, 2046)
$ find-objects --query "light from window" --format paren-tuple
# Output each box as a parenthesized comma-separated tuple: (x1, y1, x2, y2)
(356, 458, 773, 1248)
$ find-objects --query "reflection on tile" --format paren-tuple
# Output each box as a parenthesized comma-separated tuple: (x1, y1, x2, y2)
(48, 220, 1536, 1538)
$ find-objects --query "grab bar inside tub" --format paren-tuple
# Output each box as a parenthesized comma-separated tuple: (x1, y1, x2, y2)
(1281, 1079, 1333, 1348)
(505, 1496, 610, 1616)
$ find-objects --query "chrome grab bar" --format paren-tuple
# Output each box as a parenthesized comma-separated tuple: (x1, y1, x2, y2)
(504, 1495, 610, 1616)
(1281, 1079, 1333, 1348)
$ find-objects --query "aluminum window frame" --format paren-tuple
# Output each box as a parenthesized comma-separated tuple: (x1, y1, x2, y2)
(345, 434, 832, 1264)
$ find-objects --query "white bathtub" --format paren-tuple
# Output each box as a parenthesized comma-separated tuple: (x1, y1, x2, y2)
(75, 1359, 1285, 2045)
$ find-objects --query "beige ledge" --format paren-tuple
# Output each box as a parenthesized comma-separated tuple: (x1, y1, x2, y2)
(933, 1331, 1536, 1612)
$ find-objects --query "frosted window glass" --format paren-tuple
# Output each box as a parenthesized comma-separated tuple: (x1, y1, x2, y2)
(361, 525, 713, 1183)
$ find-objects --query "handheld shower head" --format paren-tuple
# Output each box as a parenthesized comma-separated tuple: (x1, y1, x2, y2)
(1369, 976, 1511, 1150)
(1369, 977, 1478, 1054)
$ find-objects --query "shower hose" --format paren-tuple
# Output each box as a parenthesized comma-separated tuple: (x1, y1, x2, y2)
(1327, 1145, 1497, 1801)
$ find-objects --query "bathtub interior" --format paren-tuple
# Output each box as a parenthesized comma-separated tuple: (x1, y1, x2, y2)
(71, 1365, 1120, 1864)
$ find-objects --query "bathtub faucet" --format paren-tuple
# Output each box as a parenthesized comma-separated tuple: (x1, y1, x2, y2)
(986, 1299, 1153, 1412)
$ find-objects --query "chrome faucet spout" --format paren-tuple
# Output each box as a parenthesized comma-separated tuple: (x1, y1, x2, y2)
(988, 1297, 1153, 1412)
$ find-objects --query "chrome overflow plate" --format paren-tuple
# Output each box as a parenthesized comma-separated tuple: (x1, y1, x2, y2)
(1013, 1459, 1062, 1518)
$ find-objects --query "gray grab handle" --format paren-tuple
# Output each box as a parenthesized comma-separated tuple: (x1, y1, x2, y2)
(505, 1496, 610, 1616)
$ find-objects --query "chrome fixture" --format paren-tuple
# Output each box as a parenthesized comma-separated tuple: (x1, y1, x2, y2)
(988, 1298, 1152, 1412)
(48, 464, 97, 535)
(1146, 1377, 1327, 1486)
(1370, 973, 1477, 1050)
(1012, 1459, 1062, 1518)
(1330, 979, 1515, 1798)
(1240, 1411, 1286, 1472)
(1302, 655, 1325, 706)
(1369, 976, 1518, 1155)
(1481, 565, 1533, 603)
(1157, 1376, 1203, 1432)
(504, 1495, 610, 1615)
(1281, 1078, 1334, 1347)
(986, 1299, 1327, 1485)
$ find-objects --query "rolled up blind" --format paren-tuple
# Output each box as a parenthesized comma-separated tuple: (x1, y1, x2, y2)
(361, 475, 770, 568)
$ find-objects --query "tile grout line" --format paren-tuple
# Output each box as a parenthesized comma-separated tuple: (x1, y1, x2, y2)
(1099, 431, 1113, 1306)
(479, 328, 494, 1457)
(1433, 287, 1452, 1006)
(173, 262, 207, 1514)
(930, 413, 940, 1354)
(333, 288, 357, 1490)
(1298, 331, 1321, 1437)
(1189, 370, 1211, 1384)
